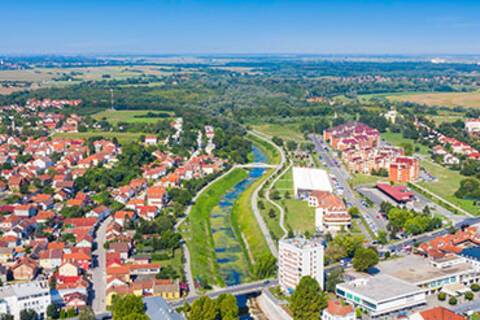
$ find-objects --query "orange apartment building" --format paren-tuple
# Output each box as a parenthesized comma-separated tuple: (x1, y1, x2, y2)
(389, 156, 420, 183)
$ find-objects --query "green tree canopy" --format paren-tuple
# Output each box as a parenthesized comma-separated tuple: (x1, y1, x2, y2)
(290, 276, 328, 320)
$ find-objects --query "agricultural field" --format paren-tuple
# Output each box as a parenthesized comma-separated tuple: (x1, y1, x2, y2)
(387, 90, 480, 108)
(92, 109, 173, 124)
(418, 159, 479, 215)
(53, 131, 145, 145)
(0, 65, 183, 94)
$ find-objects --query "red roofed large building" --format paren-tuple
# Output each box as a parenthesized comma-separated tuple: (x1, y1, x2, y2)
(309, 191, 350, 234)
(408, 307, 465, 320)
(376, 183, 415, 203)
(417, 227, 480, 259)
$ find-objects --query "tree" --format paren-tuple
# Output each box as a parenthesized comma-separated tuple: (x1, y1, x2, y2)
(0, 315, 14, 320)
(448, 296, 458, 305)
(253, 254, 277, 279)
(156, 265, 179, 280)
(20, 309, 37, 320)
(352, 247, 379, 272)
(438, 292, 446, 301)
(377, 231, 388, 245)
(188, 296, 217, 320)
(78, 308, 96, 320)
(216, 294, 239, 320)
(472, 283, 480, 292)
(290, 276, 328, 320)
(286, 140, 298, 151)
(326, 268, 344, 292)
(268, 208, 276, 219)
(465, 291, 474, 301)
(111, 294, 146, 320)
(47, 304, 60, 319)
(348, 207, 359, 218)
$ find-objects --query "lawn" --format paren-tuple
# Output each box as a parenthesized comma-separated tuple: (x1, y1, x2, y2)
(152, 248, 184, 280)
(283, 199, 316, 234)
(349, 174, 385, 187)
(247, 133, 281, 165)
(418, 159, 479, 215)
(273, 168, 293, 192)
(272, 167, 315, 234)
(252, 123, 306, 142)
(381, 131, 430, 156)
(231, 169, 275, 268)
(387, 90, 480, 108)
(92, 109, 173, 124)
(181, 168, 249, 286)
(53, 131, 145, 145)
(258, 200, 284, 241)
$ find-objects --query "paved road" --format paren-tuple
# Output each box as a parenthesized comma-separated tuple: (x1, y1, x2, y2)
(168, 279, 278, 308)
(91, 217, 111, 314)
(248, 130, 287, 258)
(309, 134, 384, 238)
(267, 162, 292, 239)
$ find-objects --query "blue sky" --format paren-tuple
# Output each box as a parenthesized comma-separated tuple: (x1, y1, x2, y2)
(1, 0, 480, 55)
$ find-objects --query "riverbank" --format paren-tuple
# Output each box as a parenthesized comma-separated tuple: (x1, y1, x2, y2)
(181, 168, 249, 287)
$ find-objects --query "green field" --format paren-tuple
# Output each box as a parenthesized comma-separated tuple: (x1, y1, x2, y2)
(349, 174, 385, 187)
(92, 109, 173, 124)
(418, 160, 479, 215)
(381, 131, 430, 156)
(272, 168, 315, 234)
(53, 131, 145, 145)
(283, 199, 316, 234)
(247, 133, 281, 165)
(258, 200, 284, 241)
(232, 168, 275, 267)
(181, 168, 249, 286)
(252, 123, 306, 142)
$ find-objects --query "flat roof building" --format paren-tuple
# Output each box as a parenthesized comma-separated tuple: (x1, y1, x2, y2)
(0, 281, 51, 320)
(378, 254, 479, 295)
(336, 274, 426, 317)
(278, 236, 324, 294)
(292, 167, 332, 199)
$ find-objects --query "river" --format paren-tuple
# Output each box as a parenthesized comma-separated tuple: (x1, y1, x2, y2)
(210, 145, 268, 319)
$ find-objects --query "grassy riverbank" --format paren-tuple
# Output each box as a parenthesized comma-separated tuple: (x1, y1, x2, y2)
(247, 133, 281, 165)
(182, 168, 249, 287)
(231, 168, 276, 272)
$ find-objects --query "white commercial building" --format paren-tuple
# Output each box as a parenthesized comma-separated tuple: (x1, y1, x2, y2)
(465, 119, 480, 134)
(336, 274, 426, 317)
(292, 167, 332, 199)
(0, 281, 51, 320)
(278, 236, 324, 294)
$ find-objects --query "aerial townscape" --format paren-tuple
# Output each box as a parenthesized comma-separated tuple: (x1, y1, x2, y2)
(2, 1, 480, 320)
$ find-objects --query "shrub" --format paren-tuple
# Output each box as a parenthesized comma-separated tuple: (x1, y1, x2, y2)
(465, 291, 474, 301)
(448, 296, 457, 305)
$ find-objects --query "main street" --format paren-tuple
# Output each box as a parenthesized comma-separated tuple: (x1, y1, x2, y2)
(309, 134, 386, 238)
(91, 216, 111, 314)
